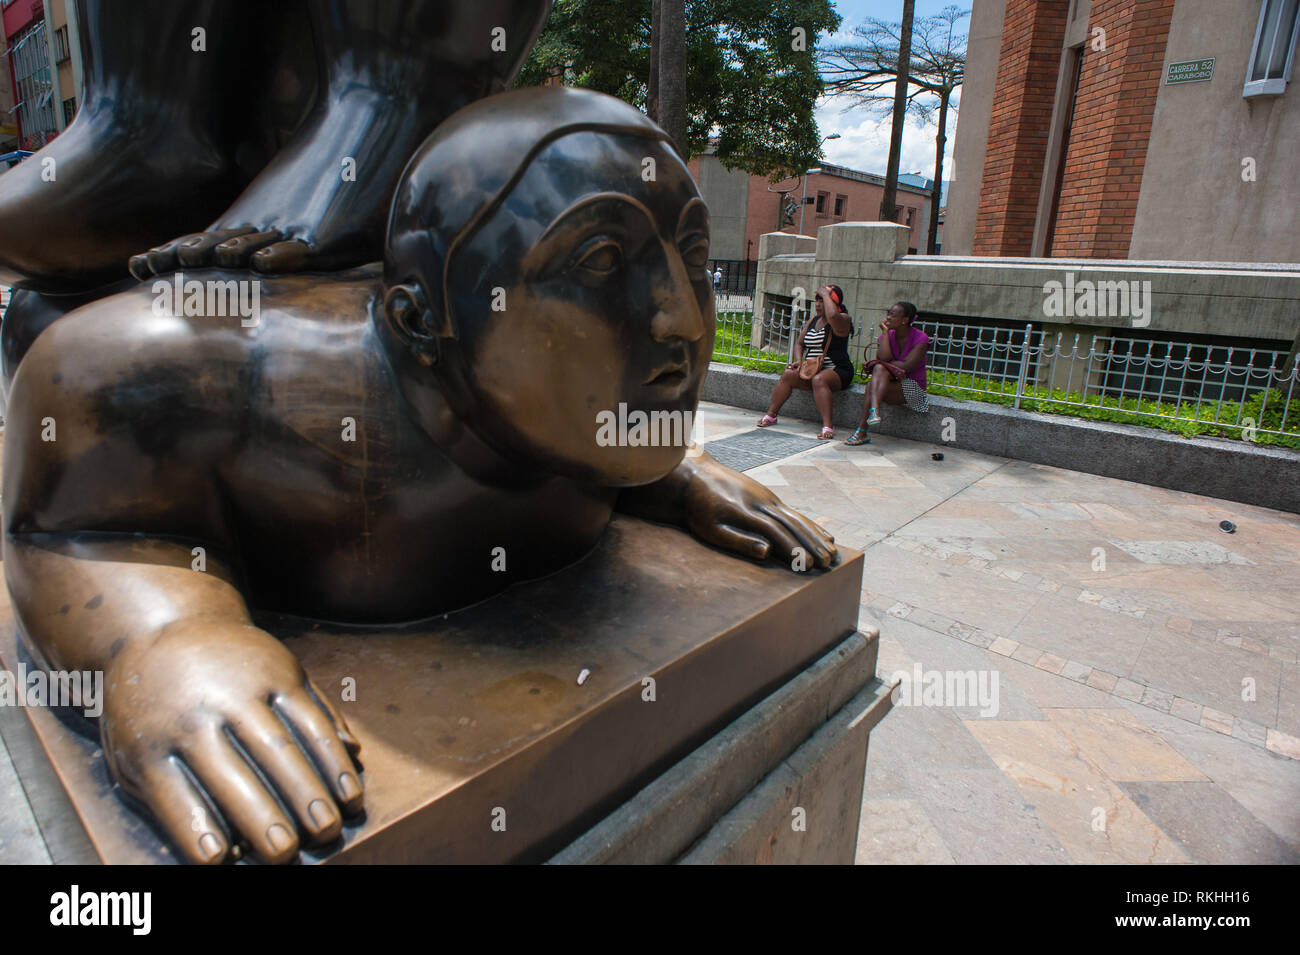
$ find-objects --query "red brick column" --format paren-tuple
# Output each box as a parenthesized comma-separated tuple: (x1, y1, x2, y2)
(973, 0, 1070, 256)
(1049, 0, 1175, 258)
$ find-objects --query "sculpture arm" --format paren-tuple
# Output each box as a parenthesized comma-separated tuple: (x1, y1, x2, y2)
(617, 447, 837, 569)
(4, 534, 363, 865)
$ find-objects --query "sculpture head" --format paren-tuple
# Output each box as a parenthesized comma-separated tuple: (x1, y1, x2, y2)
(382, 86, 713, 486)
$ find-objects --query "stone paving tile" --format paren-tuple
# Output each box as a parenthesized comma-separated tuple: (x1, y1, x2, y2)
(965, 717, 1192, 865)
(1277, 663, 1300, 739)
(1045, 708, 1206, 783)
(858, 548, 1041, 636)
(1113, 699, 1300, 849)
(1265, 729, 1300, 760)
(0, 730, 50, 865)
(882, 617, 1044, 722)
(1129, 627, 1283, 725)
(1117, 781, 1300, 864)
(906, 767, 1071, 865)
(855, 798, 956, 865)
(1008, 593, 1153, 676)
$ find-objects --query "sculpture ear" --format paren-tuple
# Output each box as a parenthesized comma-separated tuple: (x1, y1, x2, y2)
(383, 283, 443, 366)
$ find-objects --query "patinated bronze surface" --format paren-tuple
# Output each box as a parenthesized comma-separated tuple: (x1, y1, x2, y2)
(0, 519, 863, 864)
(2, 86, 840, 864)
(0, 0, 553, 291)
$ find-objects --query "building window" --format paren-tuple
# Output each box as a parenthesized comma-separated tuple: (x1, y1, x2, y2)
(10, 20, 58, 150)
(54, 25, 70, 63)
(1244, 0, 1300, 96)
(905, 207, 915, 225)
(816, 192, 827, 213)
(834, 195, 846, 217)
(63, 97, 76, 126)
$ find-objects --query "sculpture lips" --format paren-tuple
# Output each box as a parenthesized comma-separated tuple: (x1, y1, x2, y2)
(644, 363, 688, 387)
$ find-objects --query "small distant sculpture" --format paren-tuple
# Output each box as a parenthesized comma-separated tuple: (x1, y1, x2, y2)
(2, 86, 837, 864)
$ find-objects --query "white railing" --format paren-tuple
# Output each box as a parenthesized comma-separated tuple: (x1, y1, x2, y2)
(714, 306, 1300, 443)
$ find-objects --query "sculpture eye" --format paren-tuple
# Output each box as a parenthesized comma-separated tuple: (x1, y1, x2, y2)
(679, 235, 709, 271)
(570, 238, 622, 279)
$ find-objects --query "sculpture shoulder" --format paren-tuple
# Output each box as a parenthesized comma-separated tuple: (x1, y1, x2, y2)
(12, 269, 383, 416)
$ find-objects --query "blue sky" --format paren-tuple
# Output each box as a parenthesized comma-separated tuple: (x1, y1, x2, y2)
(816, 0, 969, 188)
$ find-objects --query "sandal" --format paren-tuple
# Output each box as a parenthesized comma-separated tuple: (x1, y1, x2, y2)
(843, 428, 870, 446)
(866, 407, 882, 426)
(757, 414, 778, 427)
(817, 426, 834, 440)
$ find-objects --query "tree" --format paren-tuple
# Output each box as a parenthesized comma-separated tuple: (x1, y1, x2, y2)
(879, 0, 915, 225)
(658, 0, 687, 155)
(516, 0, 841, 180)
(821, 5, 969, 252)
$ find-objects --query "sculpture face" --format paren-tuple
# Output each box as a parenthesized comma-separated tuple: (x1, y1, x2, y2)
(445, 134, 714, 486)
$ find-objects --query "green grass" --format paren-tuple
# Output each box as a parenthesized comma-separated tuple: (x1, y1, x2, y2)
(709, 324, 1300, 450)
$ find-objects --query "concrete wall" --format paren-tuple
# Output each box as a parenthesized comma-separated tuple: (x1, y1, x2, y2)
(1129, 0, 1300, 264)
(755, 222, 1300, 356)
(688, 154, 752, 262)
(945, 0, 1006, 256)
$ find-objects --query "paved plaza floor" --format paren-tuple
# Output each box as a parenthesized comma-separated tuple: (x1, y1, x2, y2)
(692, 401, 1300, 865)
(1, 405, 1297, 865)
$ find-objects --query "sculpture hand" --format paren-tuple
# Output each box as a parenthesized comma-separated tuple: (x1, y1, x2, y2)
(677, 450, 837, 569)
(100, 620, 362, 865)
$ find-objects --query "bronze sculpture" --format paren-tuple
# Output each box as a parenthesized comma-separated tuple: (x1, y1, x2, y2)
(2, 86, 837, 864)
(0, 0, 554, 292)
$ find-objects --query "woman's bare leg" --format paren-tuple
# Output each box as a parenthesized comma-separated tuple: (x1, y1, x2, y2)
(811, 370, 841, 429)
(766, 368, 807, 417)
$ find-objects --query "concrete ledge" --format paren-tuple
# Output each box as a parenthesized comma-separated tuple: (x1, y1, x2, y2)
(550, 628, 886, 865)
(702, 362, 1300, 513)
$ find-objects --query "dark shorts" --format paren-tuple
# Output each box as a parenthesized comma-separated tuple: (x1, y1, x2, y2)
(831, 364, 854, 390)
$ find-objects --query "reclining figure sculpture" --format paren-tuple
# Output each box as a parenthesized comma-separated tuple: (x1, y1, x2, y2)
(1, 85, 838, 864)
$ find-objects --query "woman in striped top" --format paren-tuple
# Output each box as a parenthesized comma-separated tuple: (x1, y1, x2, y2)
(757, 285, 855, 440)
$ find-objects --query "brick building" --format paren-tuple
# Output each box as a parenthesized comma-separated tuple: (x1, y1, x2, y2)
(2, 0, 82, 152)
(686, 151, 934, 281)
(946, 0, 1300, 263)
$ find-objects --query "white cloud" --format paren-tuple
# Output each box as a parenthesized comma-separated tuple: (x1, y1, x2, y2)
(815, 92, 956, 184)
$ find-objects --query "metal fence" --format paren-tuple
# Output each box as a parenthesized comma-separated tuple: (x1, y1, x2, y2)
(713, 304, 1300, 441)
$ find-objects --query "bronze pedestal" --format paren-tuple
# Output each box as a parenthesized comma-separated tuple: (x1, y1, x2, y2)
(0, 516, 877, 864)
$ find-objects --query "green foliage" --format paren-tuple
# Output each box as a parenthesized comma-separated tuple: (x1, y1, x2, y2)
(707, 334, 1300, 449)
(516, 0, 841, 178)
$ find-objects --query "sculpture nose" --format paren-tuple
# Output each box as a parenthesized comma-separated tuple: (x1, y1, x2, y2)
(649, 245, 705, 344)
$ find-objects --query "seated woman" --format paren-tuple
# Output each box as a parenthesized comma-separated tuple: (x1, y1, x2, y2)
(844, 301, 930, 446)
(757, 285, 855, 440)
(1, 86, 837, 865)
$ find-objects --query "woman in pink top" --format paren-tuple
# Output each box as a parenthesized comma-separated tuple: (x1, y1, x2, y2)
(844, 301, 930, 446)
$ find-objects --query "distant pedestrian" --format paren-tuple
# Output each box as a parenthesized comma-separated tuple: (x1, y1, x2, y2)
(713, 267, 722, 290)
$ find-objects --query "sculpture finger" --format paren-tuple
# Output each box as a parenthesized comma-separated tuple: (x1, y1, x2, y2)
(134, 758, 231, 865)
(305, 679, 362, 756)
(182, 732, 301, 864)
(251, 239, 312, 274)
(693, 520, 771, 560)
(274, 691, 365, 815)
(176, 228, 258, 268)
(733, 510, 803, 566)
(761, 504, 836, 567)
(229, 710, 343, 846)
(212, 230, 282, 269)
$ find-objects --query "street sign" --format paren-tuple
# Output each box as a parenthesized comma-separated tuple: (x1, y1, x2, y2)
(1166, 57, 1214, 84)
